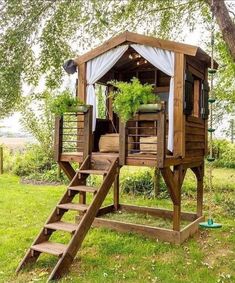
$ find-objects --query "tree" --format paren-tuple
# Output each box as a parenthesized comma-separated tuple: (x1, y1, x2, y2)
(0, 0, 234, 118)
(207, 0, 235, 60)
(19, 91, 54, 157)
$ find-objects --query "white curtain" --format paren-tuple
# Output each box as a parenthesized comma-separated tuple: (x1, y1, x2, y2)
(131, 44, 175, 152)
(86, 45, 129, 131)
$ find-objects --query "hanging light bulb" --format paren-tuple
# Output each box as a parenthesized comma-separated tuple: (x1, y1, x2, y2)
(129, 54, 133, 60)
(137, 61, 140, 66)
(144, 60, 147, 64)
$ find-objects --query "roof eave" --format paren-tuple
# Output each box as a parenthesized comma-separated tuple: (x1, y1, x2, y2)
(74, 31, 215, 68)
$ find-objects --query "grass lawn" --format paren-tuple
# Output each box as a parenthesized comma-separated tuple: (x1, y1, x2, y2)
(0, 167, 234, 283)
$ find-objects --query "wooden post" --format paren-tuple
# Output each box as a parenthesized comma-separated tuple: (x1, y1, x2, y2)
(173, 53, 185, 157)
(78, 63, 86, 102)
(157, 102, 166, 168)
(153, 167, 161, 197)
(191, 165, 204, 217)
(196, 179, 203, 217)
(119, 122, 127, 165)
(83, 106, 93, 159)
(114, 167, 120, 210)
(0, 147, 3, 174)
(77, 63, 87, 155)
(161, 165, 186, 231)
(54, 116, 63, 162)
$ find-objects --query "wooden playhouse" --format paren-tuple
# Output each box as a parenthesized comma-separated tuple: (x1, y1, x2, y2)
(17, 32, 216, 281)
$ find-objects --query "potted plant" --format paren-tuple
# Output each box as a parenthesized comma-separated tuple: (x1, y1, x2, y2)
(109, 78, 161, 122)
(49, 90, 88, 116)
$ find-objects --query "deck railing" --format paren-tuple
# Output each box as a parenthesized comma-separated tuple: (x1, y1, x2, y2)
(119, 102, 166, 167)
(54, 105, 92, 162)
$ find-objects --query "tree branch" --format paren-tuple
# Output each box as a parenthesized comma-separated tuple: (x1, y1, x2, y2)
(206, 0, 235, 61)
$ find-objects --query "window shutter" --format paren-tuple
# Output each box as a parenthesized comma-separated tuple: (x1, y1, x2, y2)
(201, 81, 209, 119)
(184, 70, 194, 115)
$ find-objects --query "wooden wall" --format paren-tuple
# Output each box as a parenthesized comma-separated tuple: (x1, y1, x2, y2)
(184, 56, 208, 159)
(185, 116, 206, 158)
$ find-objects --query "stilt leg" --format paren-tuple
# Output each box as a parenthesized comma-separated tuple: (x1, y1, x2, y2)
(197, 179, 203, 217)
(173, 204, 181, 231)
(192, 165, 204, 217)
(161, 165, 185, 232)
(114, 168, 120, 210)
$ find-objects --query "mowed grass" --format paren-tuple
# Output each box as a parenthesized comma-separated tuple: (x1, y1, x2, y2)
(0, 168, 234, 283)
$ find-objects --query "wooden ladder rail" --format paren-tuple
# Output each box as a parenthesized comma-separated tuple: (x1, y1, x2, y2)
(16, 156, 90, 272)
(48, 157, 119, 281)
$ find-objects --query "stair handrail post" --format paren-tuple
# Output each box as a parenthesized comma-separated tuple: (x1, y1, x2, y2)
(54, 115, 63, 162)
(157, 101, 166, 168)
(83, 105, 93, 159)
(119, 121, 128, 165)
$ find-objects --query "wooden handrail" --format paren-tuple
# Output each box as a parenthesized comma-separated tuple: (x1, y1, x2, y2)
(83, 105, 93, 159)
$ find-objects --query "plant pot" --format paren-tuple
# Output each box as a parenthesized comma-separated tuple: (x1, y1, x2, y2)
(67, 105, 89, 113)
(138, 103, 162, 113)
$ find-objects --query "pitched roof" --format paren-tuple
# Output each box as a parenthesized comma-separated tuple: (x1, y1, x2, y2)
(74, 31, 217, 68)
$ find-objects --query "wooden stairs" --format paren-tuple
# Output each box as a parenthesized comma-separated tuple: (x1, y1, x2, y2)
(16, 155, 119, 281)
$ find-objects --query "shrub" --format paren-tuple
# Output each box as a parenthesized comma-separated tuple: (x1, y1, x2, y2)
(222, 197, 235, 217)
(9, 143, 67, 183)
(12, 144, 53, 176)
(210, 139, 235, 168)
(120, 169, 167, 198)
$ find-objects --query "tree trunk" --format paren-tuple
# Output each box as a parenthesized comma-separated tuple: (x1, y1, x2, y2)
(206, 0, 235, 61)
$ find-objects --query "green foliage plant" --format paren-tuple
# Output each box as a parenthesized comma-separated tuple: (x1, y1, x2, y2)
(49, 90, 84, 116)
(211, 139, 235, 168)
(109, 78, 159, 122)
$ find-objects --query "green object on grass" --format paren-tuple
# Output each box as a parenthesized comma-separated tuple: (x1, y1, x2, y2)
(199, 218, 222, 228)
(207, 157, 215, 162)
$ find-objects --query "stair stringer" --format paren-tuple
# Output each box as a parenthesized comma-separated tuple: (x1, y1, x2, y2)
(48, 157, 119, 281)
(16, 156, 90, 272)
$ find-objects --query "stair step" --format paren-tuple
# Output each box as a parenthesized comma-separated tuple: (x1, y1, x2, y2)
(45, 221, 77, 233)
(31, 241, 67, 256)
(57, 203, 88, 212)
(69, 185, 98, 193)
(78, 169, 108, 175)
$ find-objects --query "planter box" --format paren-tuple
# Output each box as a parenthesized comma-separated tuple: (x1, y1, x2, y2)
(138, 103, 162, 113)
(66, 105, 89, 113)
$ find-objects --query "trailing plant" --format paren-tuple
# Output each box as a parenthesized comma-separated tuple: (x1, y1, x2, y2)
(49, 90, 84, 116)
(109, 78, 159, 122)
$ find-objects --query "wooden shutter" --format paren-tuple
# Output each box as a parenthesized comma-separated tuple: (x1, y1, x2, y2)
(184, 70, 194, 115)
(201, 81, 209, 119)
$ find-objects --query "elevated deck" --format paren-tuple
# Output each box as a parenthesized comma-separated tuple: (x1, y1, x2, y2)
(60, 151, 204, 168)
